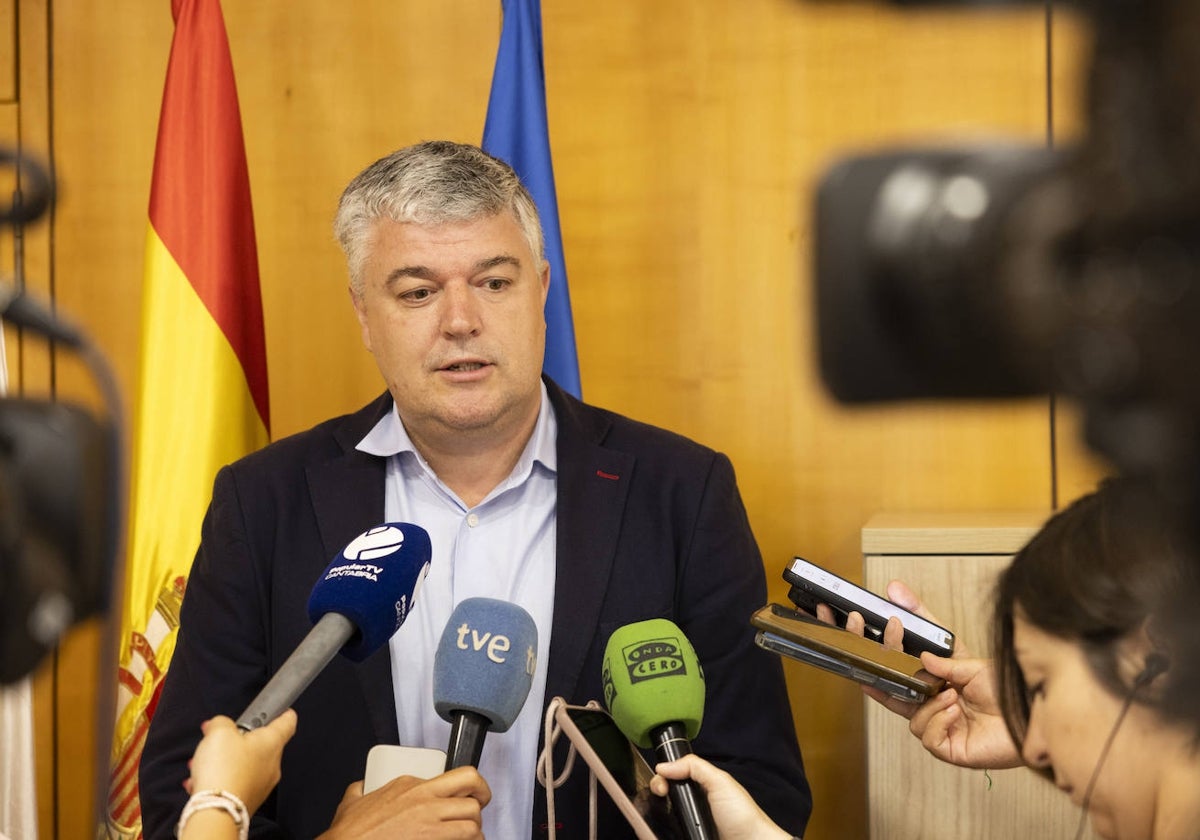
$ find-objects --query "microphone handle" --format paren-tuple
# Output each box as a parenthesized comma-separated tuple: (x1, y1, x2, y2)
(650, 722, 719, 840)
(236, 613, 355, 732)
(444, 710, 491, 770)
(0, 286, 83, 347)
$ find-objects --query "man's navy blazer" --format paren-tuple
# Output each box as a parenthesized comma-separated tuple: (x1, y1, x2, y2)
(140, 378, 811, 839)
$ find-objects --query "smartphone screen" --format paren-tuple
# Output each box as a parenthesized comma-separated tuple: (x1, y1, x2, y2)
(784, 556, 954, 657)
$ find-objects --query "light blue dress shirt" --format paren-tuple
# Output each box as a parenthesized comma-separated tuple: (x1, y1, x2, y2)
(356, 382, 557, 840)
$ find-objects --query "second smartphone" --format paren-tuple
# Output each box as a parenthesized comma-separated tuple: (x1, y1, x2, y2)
(751, 603, 945, 703)
(783, 556, 955, 658)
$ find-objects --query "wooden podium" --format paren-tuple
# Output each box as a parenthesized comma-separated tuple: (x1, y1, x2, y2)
(861, 512, 1099, 840)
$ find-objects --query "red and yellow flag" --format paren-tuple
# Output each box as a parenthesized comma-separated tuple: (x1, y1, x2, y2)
(106, 1, 269, 836)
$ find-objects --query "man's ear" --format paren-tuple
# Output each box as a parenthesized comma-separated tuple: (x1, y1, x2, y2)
(350, 284, 372, 352)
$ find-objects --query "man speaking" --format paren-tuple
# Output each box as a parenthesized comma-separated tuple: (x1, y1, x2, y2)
(139, 141, 811, 838)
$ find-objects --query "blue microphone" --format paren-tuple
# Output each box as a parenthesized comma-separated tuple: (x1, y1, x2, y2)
(236, 523, 432, 731)
(433, 597, 538, 769)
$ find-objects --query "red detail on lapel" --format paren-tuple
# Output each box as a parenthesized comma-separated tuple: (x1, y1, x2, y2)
(596, 470, 620, 481)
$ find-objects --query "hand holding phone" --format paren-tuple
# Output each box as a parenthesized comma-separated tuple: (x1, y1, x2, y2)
(784, 556, 955, 657)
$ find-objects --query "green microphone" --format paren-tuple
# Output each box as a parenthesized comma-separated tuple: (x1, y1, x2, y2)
(602, 619, 718, 840)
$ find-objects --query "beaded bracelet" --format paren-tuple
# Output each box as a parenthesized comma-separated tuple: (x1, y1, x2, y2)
(175, 789, 249, 840)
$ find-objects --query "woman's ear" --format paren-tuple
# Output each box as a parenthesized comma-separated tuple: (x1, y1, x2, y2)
(1125, 619, 1170, 688)
(1136, 652, 1169, 687)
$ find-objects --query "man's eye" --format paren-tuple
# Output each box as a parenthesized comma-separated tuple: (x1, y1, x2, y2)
(401, 288, 432, 302)
(484, 277, 509, 291)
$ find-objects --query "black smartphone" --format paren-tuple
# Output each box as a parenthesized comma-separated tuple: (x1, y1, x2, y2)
(751, 603, 945, 703)
(552, 700, 683, 840)
(783, 556, 955, 657)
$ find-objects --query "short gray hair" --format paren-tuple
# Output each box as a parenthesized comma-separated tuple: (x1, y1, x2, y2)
(334, 140, 545, 295)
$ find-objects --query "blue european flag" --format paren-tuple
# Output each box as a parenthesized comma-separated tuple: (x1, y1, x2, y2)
(483, 0, 581, 399)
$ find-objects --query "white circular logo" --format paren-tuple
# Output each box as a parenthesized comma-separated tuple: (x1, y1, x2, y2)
(343, 525, 406, 562)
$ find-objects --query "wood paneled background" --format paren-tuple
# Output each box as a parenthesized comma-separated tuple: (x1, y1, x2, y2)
(3, 1, 1108, 838)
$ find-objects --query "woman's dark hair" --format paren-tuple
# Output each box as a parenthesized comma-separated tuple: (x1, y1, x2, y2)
(992, 476, 1198, 769)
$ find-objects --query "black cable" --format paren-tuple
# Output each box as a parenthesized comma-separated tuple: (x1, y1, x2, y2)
(1072, 656, 1167, 840)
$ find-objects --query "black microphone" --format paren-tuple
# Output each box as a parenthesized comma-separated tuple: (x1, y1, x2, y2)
(0, 151, 75, 346)
(0, 285, 84, 348)
(602, 618, 718, 840)
(236, 523, 431, 731)
(1, 146, 54, 227)
(432, 598, 538, 770)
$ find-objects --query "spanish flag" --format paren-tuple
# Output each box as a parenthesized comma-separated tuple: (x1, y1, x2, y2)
(105, 1, 269, 837)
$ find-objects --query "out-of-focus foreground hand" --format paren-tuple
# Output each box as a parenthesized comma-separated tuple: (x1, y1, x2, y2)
(822, 579, 1022, 769)
(184, 709, 298, 813)
(316, 766, 492, 840)
(650, 754, 793, 840)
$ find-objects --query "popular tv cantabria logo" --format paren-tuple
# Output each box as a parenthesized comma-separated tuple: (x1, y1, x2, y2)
(324, 562, 383, 582)
(621, 636, 686, 683)
(393, 561, 430, 629)
(343, 525, 407, 562)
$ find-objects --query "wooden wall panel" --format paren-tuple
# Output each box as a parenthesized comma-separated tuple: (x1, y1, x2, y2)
(1, 0, 14, 104)
(1047, 16, 1114, 505)
(225, 2, 502, 436)
(1054, 401, 1114, 506)
(9, 0, 50, 398)
(1, 103, 15, 378)
(31, 2, 1093, 838)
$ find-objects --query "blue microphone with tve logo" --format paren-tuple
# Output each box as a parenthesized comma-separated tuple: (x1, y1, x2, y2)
(434, 597, 538, 770)
(236, 523, 432, 731)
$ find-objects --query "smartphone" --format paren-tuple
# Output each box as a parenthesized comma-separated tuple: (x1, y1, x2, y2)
(551, 700, 683, 840)
(783, 556, 955, 657)
(751, 603, 945, 703)
(363, 745, 448, 793)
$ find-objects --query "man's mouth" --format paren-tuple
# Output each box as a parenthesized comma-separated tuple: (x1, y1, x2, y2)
(443, 362, 486, 372)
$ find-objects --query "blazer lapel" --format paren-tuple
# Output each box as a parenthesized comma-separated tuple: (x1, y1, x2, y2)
(306, 393, 400, 745)
(544, 381, 634, 706)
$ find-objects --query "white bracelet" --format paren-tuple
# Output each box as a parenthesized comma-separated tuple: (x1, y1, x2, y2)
(175, 789, 249, 840)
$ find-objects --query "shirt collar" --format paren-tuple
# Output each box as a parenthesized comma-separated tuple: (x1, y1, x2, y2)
(356, 381, 558, 477)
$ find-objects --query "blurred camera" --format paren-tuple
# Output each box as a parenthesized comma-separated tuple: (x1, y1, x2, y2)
(816, 142, 1066, 403)
(0, 399, 116, 683)
(813, 0, 1200, 485)
(811, 0, 1200, 721)
(1, 149, 120, 684)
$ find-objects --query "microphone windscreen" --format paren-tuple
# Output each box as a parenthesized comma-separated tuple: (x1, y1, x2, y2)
(433, 598, 537, 733)
(602, 618, 705, 749)
(306, 523, 432, 661)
